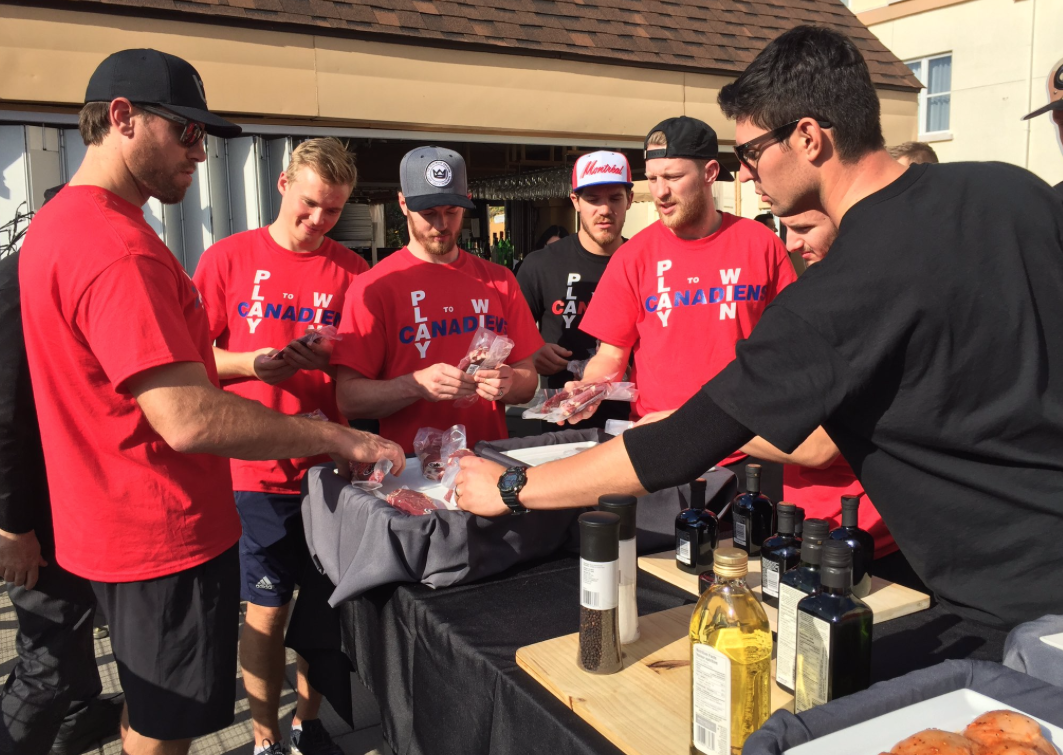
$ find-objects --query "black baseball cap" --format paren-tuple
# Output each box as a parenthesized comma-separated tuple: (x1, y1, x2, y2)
(85, 49, 242, 138)
(399, 146, 476, 212)
(644, 116, 734, 181)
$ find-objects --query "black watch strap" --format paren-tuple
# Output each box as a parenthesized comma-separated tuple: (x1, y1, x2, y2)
(498, 466, 529, 516)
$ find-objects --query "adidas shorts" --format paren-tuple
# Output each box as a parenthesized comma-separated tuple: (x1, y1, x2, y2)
(233, 491, 309, 607)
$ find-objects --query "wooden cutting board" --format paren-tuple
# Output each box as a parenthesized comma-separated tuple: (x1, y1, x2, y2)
(638, 541, 930, 633)
(516, 604, 793, 755)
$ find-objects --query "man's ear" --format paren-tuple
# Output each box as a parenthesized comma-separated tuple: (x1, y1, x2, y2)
(397, 192, 409, 217)
(704, 160, 721, 186)
(797, 117, 830, 164)
(625, 190, 634, 210)
(276, 170, 290, 197)
(110, 98, 136, 139)
(569, 192, 581, 213)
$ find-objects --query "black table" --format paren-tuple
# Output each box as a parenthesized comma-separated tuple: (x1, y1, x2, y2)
(288, 552, 1010, 755)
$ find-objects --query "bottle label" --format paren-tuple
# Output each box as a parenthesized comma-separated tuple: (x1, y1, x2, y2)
(795, 612, 832, 712)
(692, 643, 730, 755)
(676, 532, 693, 566)
(775, 582, 804, 690)
(733, 515, 748, 547)
(762, 558, 781, 598)
(580, 558, 619, 611)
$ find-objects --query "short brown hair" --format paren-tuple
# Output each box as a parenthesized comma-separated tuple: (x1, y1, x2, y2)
(286, 138, 357, 189)
(888, 141, 939, 164)
(78, 102, 112, 147)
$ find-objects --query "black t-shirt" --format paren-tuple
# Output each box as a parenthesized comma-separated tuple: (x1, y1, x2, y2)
(517, 235, 614, 389)
(1055, 180, 1063, 199)
(703, 162, 1063, 629)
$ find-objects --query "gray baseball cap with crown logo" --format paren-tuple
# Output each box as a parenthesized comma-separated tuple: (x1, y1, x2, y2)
(400, 146, 476, 212)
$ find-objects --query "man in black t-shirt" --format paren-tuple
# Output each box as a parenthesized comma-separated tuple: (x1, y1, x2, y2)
(454, 26, 1063, 631)
(517, 150, 633, 427)
(1022, 56, 1063, 198)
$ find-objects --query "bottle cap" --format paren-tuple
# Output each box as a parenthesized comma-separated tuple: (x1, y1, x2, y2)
(777, 502, 796, 534)
(821, 540, 853, 569)
(800, 519, 830, 565)
(597, 495, 637, 541)
(841, 495, 862, 511)
(712, 547, 748, 579)
(746, 464, 761, 480)
(579, 511, 620, 563)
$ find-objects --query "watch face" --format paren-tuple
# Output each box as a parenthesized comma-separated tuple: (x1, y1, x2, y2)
(501, 470, 522, 491)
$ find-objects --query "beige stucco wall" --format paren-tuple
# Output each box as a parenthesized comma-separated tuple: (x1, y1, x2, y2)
(861, 0, 1063, 186)
(0, 3, 918, 149)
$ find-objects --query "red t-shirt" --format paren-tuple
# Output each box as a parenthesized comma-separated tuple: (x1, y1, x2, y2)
(194, 229, 368, 494)
(19, 186, 241, 582)
(333, 248, 544, 453)
(783, 458, 898, 558)
(580, 215, 796, 465)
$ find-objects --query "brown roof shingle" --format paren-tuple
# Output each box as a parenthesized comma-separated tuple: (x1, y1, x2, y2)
(54, 0, 920, 89)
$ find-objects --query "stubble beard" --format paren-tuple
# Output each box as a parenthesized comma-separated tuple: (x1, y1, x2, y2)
(658, 183, 708, 234)
(411, 223, 457, 257)
(580, 212, 621, 248)
(130, 138, 192, 205)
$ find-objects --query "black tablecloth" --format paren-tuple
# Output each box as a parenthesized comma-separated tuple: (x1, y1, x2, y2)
(288, 550, 1016, 755)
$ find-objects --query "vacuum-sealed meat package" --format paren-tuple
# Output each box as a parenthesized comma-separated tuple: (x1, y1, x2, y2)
(522, 381, 638, 423)
(385, 488, 439, 516)
(455, 327, 515, 408)
(349, 458, 394, 491)
(270, 325, 343, 361)
(414, 427, 445, 481)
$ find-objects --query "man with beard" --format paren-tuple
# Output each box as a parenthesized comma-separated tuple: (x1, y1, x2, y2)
(193, 137, 366, 755)
(453, 26, 1063, 631)
(333, 147, 543, 453)
(517, 150, 634, 429)
(19, 50, 403, 755)
(571, 117, 796, 494)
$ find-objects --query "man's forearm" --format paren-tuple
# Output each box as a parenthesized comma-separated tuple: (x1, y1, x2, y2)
(518, 435, 648, 510)
(337, 372, 421, 420)
(741, 427, 839, 468)
(502, 363, 538, 404)
(581, 349, 628, 383)
(213, 346, 257, 380)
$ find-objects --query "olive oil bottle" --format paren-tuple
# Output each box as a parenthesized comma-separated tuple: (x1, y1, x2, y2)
(689, 548, 772, 755)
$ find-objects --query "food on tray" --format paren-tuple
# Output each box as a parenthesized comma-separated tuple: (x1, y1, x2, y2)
(385, 488, 438, 516)
(884, 711, 1059, 755)
(349, 458, 394, 490)
(414, 427, 445, 481)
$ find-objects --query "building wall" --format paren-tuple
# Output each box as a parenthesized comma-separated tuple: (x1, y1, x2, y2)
(0, 3, 919, 149)
(859, 0, 1063, 186)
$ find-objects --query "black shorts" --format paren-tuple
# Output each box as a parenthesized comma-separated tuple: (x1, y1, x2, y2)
(91, 545, 240, 741)
(234, 491, 309, 607)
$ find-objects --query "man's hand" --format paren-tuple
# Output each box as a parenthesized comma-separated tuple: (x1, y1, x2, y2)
(555, 380, 603, 426)
(453, 456, 509, 517)
(412, 364, 477, 402)
(278, 338, 333, 374)
(0, 529, 47, 590)
(533, 343, 572, 376)
(253, 350, 300, 385)
(473, 364, 514, 402)
(332, 427, 407, 477)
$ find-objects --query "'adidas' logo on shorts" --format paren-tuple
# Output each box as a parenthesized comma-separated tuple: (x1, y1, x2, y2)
(256, 576, 275, 591)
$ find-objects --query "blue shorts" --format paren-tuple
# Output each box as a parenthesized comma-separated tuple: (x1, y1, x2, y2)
(234, 491, 308, 607)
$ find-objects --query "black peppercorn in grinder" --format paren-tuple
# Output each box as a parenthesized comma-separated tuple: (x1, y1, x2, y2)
(577, 512, 623, 674)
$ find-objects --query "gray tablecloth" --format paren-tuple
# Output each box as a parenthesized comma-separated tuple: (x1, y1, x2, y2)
(1004, 614, 1063, 688)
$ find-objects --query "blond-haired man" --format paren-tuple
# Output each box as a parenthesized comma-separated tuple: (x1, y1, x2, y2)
(193, 137, 367, 755)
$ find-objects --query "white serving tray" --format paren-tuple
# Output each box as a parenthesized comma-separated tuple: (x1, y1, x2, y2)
(784, 688, 1063, 755)
(1042, 632, 1063, 652)
(501, 441, 598, 466)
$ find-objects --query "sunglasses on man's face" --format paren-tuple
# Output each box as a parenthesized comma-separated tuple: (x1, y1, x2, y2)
(734, 118, 832, 172)
(136, 104, 206, 147)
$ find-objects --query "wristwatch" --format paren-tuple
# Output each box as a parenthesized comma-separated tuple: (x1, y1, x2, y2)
(497, 466, 529, 516)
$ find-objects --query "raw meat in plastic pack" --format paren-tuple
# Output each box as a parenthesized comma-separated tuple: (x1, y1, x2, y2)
(349, 458, 394, 491)
(522, 381, 638, 423)
(455, 327, 516, 408)
(270, 325, 343, 361)
(414, 427, 445, 481)
(385, 488, 438, 516)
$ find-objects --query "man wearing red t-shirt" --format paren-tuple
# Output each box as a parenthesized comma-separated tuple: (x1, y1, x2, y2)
(575, 117, 796, 494)
(193, 138, 366, 755)
(333, 147, 543, 453)
(740, 210, 897, 558)
(19, 50, 402, 755)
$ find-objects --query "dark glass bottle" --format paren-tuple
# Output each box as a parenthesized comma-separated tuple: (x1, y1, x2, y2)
(794, 507, 806, 538)
(774, 518, 830, 695)
(794, 541, 873, 712)
(730, 464, 774, 557)
(760, 503, 802, 609)
(675, 479, 719, 575)
(828, 495, 875, 598)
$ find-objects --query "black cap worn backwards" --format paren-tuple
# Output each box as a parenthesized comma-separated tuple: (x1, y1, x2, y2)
(85, 49, 241, 138)
(644, 116, 734, 181)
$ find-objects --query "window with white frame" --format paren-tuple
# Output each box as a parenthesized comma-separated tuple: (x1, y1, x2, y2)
(906, 54, 952, 135)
